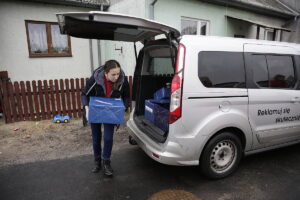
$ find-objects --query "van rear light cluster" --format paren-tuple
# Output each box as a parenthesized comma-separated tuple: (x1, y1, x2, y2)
(169, 44, 185, 124)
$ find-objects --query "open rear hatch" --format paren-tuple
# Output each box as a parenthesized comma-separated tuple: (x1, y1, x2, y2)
(57, 11, 180, 143)
(56, 11, 180, 42)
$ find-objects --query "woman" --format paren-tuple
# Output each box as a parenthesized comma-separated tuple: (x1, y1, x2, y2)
(81, 60, 129, 176)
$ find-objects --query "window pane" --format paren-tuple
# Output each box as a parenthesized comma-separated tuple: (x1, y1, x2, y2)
(200, 22, 207, 35)
(51, 25, 69, 53)
(181, 19, 197, 35)
(250, 55, 269, 87)
(198, 52, 245, 88)
(266, 31, 274, 41)
(267, 55, 295, 88)
(148, 57, 174, 75)
(28, 23, 48, 54)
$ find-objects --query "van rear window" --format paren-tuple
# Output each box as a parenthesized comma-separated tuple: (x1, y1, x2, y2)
(148, 57, 174, 75)
(198, 51, 245, 88)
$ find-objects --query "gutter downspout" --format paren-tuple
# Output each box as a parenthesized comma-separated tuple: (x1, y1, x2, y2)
(150, 0, 158, 20)
(90, 4, 105, 74)
(97, 4, 104, 67)
(89, 39, 94, 74)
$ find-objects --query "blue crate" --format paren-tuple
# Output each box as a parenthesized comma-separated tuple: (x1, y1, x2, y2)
(154, 104, 169, 132)
(144, 100, 155, 124)
(154, 87, 170, 100)
(144, 99, 169, 132)
(88, 97, 125, 124)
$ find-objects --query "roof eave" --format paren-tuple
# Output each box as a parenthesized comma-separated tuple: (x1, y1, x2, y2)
(19, 0, 110, 10)
(199, 0, 297, 19)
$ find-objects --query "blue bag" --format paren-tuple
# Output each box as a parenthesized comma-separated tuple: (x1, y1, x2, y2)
(154, 87, 170, 100)
(88, 97, 125, 124)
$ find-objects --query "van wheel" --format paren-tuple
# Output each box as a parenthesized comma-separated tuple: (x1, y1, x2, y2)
(200, 132, 242, 179)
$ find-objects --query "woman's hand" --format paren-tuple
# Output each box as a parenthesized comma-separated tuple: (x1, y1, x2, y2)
(85, 106, 89, 121)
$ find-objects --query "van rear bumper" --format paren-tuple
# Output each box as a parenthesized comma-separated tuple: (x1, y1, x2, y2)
(126, 117, 199, 166)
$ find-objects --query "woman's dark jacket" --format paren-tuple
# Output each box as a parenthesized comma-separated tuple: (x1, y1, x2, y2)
(81, 66, 130, 110)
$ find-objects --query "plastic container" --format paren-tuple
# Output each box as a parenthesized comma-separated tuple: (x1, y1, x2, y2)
(88, 97, 125, 124)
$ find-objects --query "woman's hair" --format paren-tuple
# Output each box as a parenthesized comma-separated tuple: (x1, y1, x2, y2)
(103, 60, 122, 90)
(103, 60, 121, 73)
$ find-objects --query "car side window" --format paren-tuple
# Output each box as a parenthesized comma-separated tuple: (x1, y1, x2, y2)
(251, 55, 269, 87)
(198, 51, 246, 88)
(248, 54, 296, 89)
(267, 55, 295, 89)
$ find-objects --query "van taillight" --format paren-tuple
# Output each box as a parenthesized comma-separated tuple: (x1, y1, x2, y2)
(169, 44, 185, 124)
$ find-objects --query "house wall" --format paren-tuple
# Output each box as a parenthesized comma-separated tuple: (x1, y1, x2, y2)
(99, 0, 291, 76)
(0, 1, 94, 82)
(154, 0, 286, 39)
(279, 0, 300, 43)
(98, 0, 146, 76)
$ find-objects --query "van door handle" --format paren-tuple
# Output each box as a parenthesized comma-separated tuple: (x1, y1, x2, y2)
(291, 97, 300, 103)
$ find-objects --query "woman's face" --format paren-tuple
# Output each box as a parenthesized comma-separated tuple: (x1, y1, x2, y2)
(105, 67, 120, 83)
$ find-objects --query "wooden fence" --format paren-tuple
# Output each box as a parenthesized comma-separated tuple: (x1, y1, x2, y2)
(0, 77, 133, 123)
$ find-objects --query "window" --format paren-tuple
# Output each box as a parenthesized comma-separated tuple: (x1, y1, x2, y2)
(267, 55, 295, 88)
(148, 57, 174, 75)
(181, 17, 209, 35)
(265, 28, 274, 41)
(25, 20, 72, 57)
(249, 54, 295, 89)
(251, 55, 269, 87)
(198, 52, 245, 88)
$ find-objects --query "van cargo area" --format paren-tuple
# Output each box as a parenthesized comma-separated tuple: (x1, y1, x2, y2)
(132, 40, 176, 143)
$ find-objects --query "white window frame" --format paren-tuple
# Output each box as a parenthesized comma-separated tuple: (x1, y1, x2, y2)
(181, 17, 210, 35)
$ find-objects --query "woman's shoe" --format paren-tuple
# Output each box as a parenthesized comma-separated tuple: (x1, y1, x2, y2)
(103, 160, 113, 176)
(92, 159, 101, 173)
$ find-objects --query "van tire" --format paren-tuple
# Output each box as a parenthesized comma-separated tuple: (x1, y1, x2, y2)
(200, 132, 242, 179)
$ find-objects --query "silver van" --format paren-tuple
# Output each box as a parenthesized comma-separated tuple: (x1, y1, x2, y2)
(57, 11, 300, 179)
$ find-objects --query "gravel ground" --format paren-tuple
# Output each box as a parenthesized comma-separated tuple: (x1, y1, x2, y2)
(0, 115, 130, 168)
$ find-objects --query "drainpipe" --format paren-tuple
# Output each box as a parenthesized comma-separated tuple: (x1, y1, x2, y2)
(97, 4, 104, 67)
(90, 4, 105, 74)
(89, 39, 94, 74)
(150, 0, 158, 20)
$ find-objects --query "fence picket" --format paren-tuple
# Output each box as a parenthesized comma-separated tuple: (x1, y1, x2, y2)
(38, 80, 46, 120)
(32, 81, 40, 121)
(65, 79, 72, 118)
(75, 78, 82, 118)
(70, 79, 77, 118)
(20, 81, 29, 120)
(8, 82, 18, 122)
(60, 79, 67, 116)
(49, 80, 56, 117)
(26, 81, 35, 121)
(14, 82, 23, 121)
(43, 80, 51, 119)
(54, 80, 61, 115)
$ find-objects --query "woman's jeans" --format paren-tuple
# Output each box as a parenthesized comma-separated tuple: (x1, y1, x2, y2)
(90, 123, 115, 160)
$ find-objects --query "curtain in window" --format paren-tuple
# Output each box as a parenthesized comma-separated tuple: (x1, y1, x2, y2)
(51, 25, 69, 53)
(28, 23, 48, 53)
(181, 19, 197, 35)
